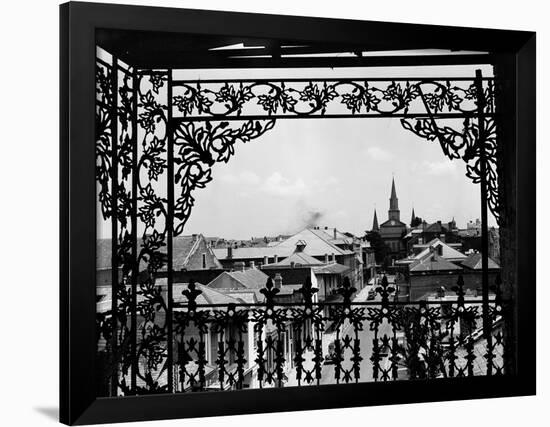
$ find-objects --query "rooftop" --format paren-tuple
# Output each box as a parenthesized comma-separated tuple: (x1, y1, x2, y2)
(461, 252, 500, 270)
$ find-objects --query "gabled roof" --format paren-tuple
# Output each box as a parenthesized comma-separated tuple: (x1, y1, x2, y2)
(409, 253, 463, 272)
(277, 228, 355, 256)
(172, 282, 245, 304)
(312, 227, 354, 245)
(423, 221, 451, 233)
(96, 280, 245, 312)
(96, 234, 222, 270)
(461, 253, 500, 270)
(313, 263, 350, 275)
(212, 227, 354, 260)
(414, 238, 467, 261)
(222, 290, 258, 304)
(262, 251, 323, 268)
(225, 269, 269, 289)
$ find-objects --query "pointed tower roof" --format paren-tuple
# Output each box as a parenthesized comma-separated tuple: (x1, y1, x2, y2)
(372, 209, 379, 232)
(389, 177, 399, 211)
(411, 207, 416, 226)
(391, 177, 397, 200)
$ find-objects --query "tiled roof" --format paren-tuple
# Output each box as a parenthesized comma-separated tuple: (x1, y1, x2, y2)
(461, 253, 500, 270)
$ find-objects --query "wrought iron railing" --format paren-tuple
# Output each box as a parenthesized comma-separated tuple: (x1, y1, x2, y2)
(95, 48, 507, 397)
(96, 275, 506, 395)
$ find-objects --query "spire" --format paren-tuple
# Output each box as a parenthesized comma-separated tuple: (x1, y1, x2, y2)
(410, 207, 416, 226)
(372, 209, 379, 232)
(390, 177, 397, 204)
(388, 177, 400, 221)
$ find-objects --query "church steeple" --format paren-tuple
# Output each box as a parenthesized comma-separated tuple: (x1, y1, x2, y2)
(390, 177, 398, 209)
(372, 209, 379, 232)
(410, 207, 416, 226)
(388, 177, 400, 222)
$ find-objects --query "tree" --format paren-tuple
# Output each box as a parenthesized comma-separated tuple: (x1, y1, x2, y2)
(364, 231, 389, 264)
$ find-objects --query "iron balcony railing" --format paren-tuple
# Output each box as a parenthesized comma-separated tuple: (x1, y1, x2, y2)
(96, 274, 507, 395)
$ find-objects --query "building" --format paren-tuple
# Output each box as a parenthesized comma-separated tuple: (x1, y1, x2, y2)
(96, 234, 225, 289)
(170, 234, 225, 284)
(394, 238, 500, 301)
(403, 219, 459, 254)
(212, 227, 364, 291)
(373, 178, 407, 260)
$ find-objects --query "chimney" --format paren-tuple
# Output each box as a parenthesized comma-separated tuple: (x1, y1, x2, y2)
(295, 240, 306, 252)
(324, 253, 329, 264)
(263, 255, 268, 265)
(439, 233, 446, 243)
(290, 261, 296, 268)
(331, 253, 335, 263)
(227, 244, 233, 259)
(333, 228, 337, 239)
(235, 261, 245, 272)
(274, 254, 279, 263)
(249, 260, 255, 269)
(274, 273, 283, 289)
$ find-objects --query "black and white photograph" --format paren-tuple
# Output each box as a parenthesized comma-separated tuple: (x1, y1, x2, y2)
(4, 1, 546, 426)
(95, 28, 508, 395)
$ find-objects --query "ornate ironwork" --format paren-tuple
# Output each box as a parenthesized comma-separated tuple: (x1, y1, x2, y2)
(172, 119, 275, 235)
(96, 51, 504, 396)
(170, 78, 494, 119)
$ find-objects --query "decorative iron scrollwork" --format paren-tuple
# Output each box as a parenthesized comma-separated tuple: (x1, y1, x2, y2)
(171, 79, 494, 118)
(172, 119, 275, 235)
(96, 52, 504, 396)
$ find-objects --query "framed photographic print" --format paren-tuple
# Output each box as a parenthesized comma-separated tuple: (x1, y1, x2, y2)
(60, 1, 536, 424)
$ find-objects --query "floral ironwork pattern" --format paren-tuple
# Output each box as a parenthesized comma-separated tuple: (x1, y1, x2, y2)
(169, 77, 499, 222)
(171, 79, 494, 118)
(401, 116, 500, 223)
(172, 119, 275, 235)
(96, 53, 504, 396)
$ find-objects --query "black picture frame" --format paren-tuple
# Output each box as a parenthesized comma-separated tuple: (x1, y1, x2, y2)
(60, 1, 536, 424)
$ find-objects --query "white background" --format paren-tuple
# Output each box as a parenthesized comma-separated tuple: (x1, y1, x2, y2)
(0, 0, 546, 425)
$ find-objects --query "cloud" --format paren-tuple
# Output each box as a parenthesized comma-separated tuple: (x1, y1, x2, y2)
(422, 160, 458, 176)
(219, 170, 260, 185)
(365, 146, 392, 162)
(264, 172, 308, 196)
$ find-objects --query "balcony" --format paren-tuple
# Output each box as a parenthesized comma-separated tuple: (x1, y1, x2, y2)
(97, 274, 507, 395)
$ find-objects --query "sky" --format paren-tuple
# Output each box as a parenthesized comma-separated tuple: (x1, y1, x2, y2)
(98, 62, 496, 240)
(183, 116, 492, 240)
